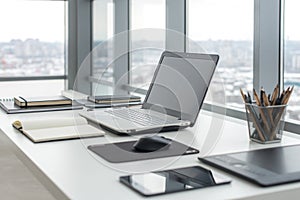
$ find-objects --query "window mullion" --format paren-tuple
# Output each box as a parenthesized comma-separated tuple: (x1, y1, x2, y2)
(166, 0, 186, 52)
(113, 0, 130, 95)
(254, 0, 281, 93)
(68, 0, 92, 94)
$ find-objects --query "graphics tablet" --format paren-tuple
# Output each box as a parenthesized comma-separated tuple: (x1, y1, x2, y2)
(120, 166, 231, 196)
(199, 145, 300, 186)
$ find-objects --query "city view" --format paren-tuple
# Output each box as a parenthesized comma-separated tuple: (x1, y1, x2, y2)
(92, 39, 300, 120)
(1, 38, 300, 120)
(0, 39, 64, 77)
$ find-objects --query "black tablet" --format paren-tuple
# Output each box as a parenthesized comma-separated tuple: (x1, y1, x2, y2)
(199, 144, 300, 186)
(119, 166, 231, 197)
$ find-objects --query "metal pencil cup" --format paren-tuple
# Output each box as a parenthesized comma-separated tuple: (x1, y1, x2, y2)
(245, 103, 287, 144)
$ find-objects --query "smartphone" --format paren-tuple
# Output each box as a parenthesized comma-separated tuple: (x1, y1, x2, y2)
(119, 165, 231, 197)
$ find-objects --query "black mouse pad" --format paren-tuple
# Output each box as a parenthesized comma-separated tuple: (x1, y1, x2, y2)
(88, 139, 199, 163)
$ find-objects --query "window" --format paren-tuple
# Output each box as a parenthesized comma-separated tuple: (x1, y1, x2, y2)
(91, 0, 114, 95)
(130, 0, 166, 89)
(88, 1, 300, 133)
(188, 0, 254, 108)
(0, 0, 67, 96)
(284, 0, 300, 121)
(0, 80, 65, 98)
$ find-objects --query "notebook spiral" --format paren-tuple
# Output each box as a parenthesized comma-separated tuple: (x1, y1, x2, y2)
(0, 98, 13, 102)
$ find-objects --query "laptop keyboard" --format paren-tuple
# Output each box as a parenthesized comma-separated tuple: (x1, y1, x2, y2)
(105, 109, 177, 126)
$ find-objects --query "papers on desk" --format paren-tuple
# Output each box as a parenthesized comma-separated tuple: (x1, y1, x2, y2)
(12, 117, 105, 143)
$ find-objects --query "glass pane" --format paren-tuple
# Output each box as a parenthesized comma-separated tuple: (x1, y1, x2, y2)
(0, 0, 66, 77)
(130, 0, 166, 89)
(284, 0, 300, 121)
(92, 0, 114, 95)
(0, 80, 65, 97)
(188, 0, 254, 108)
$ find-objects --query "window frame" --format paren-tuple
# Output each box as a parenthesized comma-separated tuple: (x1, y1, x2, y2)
(86, 0, 300, 134)
(0, 0, 68, 86)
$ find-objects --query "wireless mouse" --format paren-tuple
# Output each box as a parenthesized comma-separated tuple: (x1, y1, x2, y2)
(132, 135, 172, 152)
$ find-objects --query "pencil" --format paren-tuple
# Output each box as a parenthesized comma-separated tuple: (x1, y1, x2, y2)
(253, 89, 261, 106)
(240, 88, 247, 103)
(270, 86, 293, 140)
(262, 91, 269, 106)
(245, 104, 266, 142)
(282, 86, 294, 105)
(240, 88, 266, 141)
(253, 89, 271, 132)
(262, 91, 275, 128)
(271, 85, 279, 105)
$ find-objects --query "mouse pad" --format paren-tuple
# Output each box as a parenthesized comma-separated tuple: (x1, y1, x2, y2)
(88, 139, 199, 163)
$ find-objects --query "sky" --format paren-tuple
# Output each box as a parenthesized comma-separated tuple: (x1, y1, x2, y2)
(285, 0, 300, 40)
(0, 1, 65, 43)
(189, 0, 300, 41)
(188, 0, 253, 41)
(114, 0, 300, 41)
(0, 0, 300, 43)
(127, 0, 254, 41)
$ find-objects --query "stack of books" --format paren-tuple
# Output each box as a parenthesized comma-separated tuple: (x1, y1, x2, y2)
(14, 95, 72, 107)
(88, 95, 141, 104)
(0, 95, 82, 114)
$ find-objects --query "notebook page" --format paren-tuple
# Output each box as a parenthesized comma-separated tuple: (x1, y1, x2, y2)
(21, 117, 88, 130)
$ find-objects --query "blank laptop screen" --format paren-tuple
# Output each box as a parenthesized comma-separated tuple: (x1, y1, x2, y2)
(143, 53, 218, 124)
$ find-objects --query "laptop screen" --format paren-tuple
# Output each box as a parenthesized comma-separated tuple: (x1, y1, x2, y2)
(143, 52, 218, 125)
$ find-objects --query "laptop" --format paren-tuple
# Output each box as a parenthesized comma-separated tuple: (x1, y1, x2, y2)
(80, 51, 219, 135)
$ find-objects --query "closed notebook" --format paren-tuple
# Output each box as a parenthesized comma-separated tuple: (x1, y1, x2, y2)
(14, 95, 72, 107)
(88, 95, 141, 104)
(12, 117, 105, 143)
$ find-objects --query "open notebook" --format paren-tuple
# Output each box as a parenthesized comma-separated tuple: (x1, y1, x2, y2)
(12, 117, 105, 143)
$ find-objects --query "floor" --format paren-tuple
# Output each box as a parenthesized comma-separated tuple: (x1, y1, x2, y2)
(0, 134, 57, 200)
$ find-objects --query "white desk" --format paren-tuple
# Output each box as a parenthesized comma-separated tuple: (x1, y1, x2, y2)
(1, 108, 300, 200)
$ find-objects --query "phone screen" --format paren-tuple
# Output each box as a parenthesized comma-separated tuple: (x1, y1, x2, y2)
(119, 166, 231, 196)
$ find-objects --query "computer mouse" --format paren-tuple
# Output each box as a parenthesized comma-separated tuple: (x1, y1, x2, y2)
(132, 135, 172, 152)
